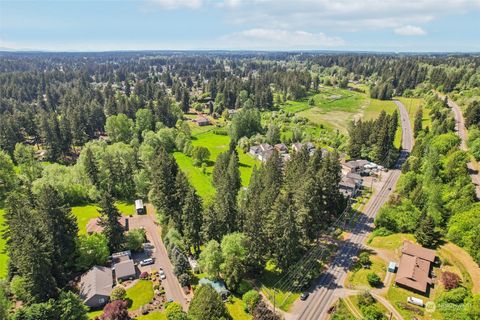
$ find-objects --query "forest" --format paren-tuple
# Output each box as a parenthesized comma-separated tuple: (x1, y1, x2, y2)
(0, 51, 479, 320)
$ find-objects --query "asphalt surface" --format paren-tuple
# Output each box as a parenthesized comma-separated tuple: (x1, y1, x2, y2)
(444, 96, 480, 199)
(294, 100, 413, 320)
(129, 206, 190, 310)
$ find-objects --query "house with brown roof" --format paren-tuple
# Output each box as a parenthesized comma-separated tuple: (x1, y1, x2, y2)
(395, 241, 436, 294)
(79, 266, 113, 309)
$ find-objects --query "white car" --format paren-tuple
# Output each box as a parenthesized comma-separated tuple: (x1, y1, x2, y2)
(160, 270, 166, 280)
(140, 258, 154, 266)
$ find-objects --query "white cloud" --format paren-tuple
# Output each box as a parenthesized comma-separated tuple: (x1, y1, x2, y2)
(148, 0, 202, 9)
(215, 0, 480, 33)
(219, 28, 345, 49)
(394, 25, 427, 36)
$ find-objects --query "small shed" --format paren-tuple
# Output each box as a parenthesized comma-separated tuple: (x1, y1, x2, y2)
(388, 261, 397, 273)
(199, 278, 230, 301)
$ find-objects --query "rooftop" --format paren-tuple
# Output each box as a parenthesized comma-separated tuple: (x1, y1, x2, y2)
(79, 266, 113, 301)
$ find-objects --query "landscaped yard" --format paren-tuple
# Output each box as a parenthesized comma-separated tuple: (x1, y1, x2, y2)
(126, 280, 155, 310)
(345, 253, 387, 289)
(0, 208, 7, 278)
(72, 201, 136, 235)
(174, 131, 257, 199)
(368, 233, 416, 259)
(136, 311, 167, 320)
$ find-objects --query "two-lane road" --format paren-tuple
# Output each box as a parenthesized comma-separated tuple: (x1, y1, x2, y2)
(293, 100, 413, 320)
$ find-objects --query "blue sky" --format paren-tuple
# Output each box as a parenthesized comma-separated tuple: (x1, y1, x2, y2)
(1, 0, 479, 52)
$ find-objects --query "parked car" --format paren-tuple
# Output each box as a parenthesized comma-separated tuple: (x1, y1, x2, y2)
(160, 270, 166, 280)
(300, 292, 310, 301)
(140, 258, 154, 266)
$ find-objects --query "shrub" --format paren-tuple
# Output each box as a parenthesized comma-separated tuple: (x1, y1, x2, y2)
(361, 305, 385, 320)
(441, 271, 461, 290)
(124, 229, 146, 252)
(110, 287, 126, 301)
(242, 290, 260, 313)
(357, 291, 375, 307)
(178, 273, 191, 287)
(367, 273, 382, 287)
(358, 252, 371, 267)
(438, 287, 469, 304)
(100, 300, 129, 320)
(10, 276, 31, 303)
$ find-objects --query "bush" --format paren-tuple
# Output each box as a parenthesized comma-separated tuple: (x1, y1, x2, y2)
(438, 287, 469, 304)
(10, 276, 31, 303)
(357, 291, 375, 307)
(100, 300, 129, 320)
(178, 273, 191, 287)
(110, 287, 126, 301)
(367, 273, 382, 287)
(361, 305, 385, 320)
(358, 252, 371, 267)
(242, 290, 260, 313)
(124, 229, 146, 252)
(441, 271, 461, 290)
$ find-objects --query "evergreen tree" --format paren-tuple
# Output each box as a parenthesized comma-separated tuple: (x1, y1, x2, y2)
(98, 191, 125, 252)
(4, 192, 58, 303)
(414, 107, 423, 138)
(415, 214, 437, 247)
(35, 185, 78, 286)
(181, 89, 190, 113)
(84, 147, 99, 188)
(149, 148, 179, 221)
(188, 285, 231, 320)
(182, 187, 203, 254)
(268, 191, 301, 270)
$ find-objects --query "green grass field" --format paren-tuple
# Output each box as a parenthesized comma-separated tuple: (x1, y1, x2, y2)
(175, 131, 257, 199)
(368, 233, 415, 253)
(345, 253, 387, 289)
(396, 97, 431, 132)
(72, 201, 135, 235)
(225, 295, 253, 320)
(126, 280, 154, 310)
(0, 208, 7, 279)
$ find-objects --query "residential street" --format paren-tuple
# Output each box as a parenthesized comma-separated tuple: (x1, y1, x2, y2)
(128, 204, 191, 310)
(292, 100, 413, 320)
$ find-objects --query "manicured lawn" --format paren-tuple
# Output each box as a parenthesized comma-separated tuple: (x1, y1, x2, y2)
(386, 284, 428, 319)
(87, 310, 103, 319)
(135, 311, 167, 320)
(368, 233, 415, 257)
(259, 261, 300, 312)
(126, 280, 154, 311)
(0, 208, 7, 278)
(225, 295, 253, 320)
(72, 201, 136, 235)
(345, 253, 387, 289)
(175, 131, 257, 199)
(72, 205, 99, 235)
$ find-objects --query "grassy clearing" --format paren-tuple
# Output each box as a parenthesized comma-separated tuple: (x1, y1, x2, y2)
(386, 284, 429, 319)
(345, 254, 387, 289)
(396, 97, 431, 132)
(332, 298, 358, 319)
(259, 261, 300, 312)
(437, 244, 476, 293)
(225, 296, 253, 320)
(0, 208, 7, 278)
(175, 131, 257, 199)
(126, 280, 154, 310)
(72, 201, 136, 235)
(368, 233, 415, 258)
(348, 294, 389, 318)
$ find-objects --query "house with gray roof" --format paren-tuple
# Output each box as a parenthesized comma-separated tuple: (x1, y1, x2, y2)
(114, 259, 136, 281)
(79, 266, 113, 309)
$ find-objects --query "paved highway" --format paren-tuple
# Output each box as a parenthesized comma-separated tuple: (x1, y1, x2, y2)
(294, 100, 413, 320)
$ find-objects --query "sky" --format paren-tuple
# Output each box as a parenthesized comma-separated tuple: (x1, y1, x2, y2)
(1, 0, 480, 52)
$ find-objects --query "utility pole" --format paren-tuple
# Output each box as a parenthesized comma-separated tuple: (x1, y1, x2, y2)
(273, 289, 276, 314)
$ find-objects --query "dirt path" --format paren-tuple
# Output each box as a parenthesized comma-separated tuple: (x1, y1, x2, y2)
(440, 242, 480, 294)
